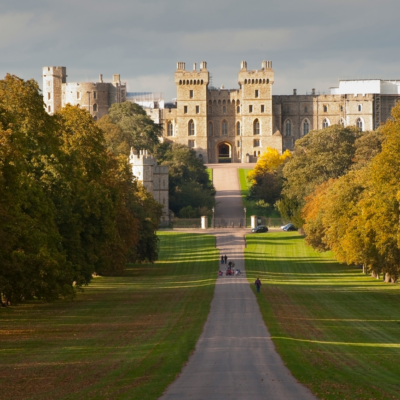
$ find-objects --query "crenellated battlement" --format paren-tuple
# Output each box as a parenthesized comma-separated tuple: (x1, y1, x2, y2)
(238, 60, 274, 86)
(175, 61, 209, 85)
(129, 148, 156, 166)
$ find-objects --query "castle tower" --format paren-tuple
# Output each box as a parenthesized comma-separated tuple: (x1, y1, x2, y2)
(237, 61, 280, 160)
(129, 148, 169, 221)
(174, 62, 210, 162)
(42, 66, 66, 115)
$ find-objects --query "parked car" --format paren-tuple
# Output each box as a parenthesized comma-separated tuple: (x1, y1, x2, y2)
(251, 225, 268, 233)
(281, 223, 296, 231)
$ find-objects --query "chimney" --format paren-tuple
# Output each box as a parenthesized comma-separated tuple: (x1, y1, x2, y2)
(113, 74, 120, 83)
(312, 88, 316, 95)
(200, 61, 207, 70)
(193, 63, 197, 71)
(177, 62, 186, 70)
(293, 89, 297, 95)
(240, 61, 247, 70)
(261, 61, 267, 69)
(99, 74, 103, 83)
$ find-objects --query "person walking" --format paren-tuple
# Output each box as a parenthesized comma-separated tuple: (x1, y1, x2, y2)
(221, 255, 224, 264)
(224, 254, 227, 264)
(255, 278, 262, 293)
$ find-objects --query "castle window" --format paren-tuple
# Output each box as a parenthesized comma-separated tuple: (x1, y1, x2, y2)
(179, 80, 182, 85)
(252, 79, 254, 84)
(184, 105, 188, 114)
(222, 120, 228, 136)
(190, 90, 194, 98)
(323, 105, 328, 112)
(340, 105, 343, 112)
(245, 79, 247, 84)
(196, 105, 200, 114)
(237, 106, 240, 113)
(254, 151, 257, 156)
(263, 79, 265, 84)
(237, 140, 241, 147)
(255, 90, 259, 98)
(213, 100, 216, 105)
(322, 118, 330, 128)
(303, 119, 310, 136)
(285, 120, 292, 136)
(48, 105, 51, 112)
(286, 105, 289, 112)
(267, 79, 269, 84)
(253, 139, 260, 147)
(253, 119, 260, 135)
(209, 106, 212, 113)
(223, 100, 226, 104)
(237, 99, 240, 105)
(304, 106, 308, 113)
(190, 80, 192, 85)
(356, 118, 364, 131)
(188, 120, 195, 136)
(236, 122, 241, 136)
(209, 100, 212, 105)
(167, 121, 174, 136)
(201, 80, 203, 84)
(93, 104, 97, 112)
(93, 91, 97, 99)
(188, 140, 196, 148)
(218, 100, 221, 105)
(223, 106, 226, 114)
(208, 122, 213, 136)
(77, 92, 80, 99)
(261, 105, 265, 113)
(358, 104, 362, 112)
(48, 92, 51, 100)
(249, 105, 253, 113)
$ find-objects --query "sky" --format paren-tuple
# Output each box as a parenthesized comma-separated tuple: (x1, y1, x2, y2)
(1, 0, 400, 101)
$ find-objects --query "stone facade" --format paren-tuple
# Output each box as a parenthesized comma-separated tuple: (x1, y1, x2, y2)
(43, 67, 126, 120)
(157, 61, 400, 161)
(128, 148, 169, 221)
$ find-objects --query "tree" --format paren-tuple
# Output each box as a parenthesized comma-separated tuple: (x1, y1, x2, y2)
(104, 102, 162, 153)
(280, 125, 363, 227)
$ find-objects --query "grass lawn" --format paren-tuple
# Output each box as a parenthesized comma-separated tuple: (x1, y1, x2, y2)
(206, 167, 213, 183)
(0, 232, 218, 400)
(238, 168, 281, 221)
(245, 231, 400, 400)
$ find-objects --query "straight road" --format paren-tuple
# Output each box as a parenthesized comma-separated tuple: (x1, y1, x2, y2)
(160, 165, 317, 400)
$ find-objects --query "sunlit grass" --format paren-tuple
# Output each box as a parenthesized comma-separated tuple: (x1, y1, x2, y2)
(206, 167, 213, 182)
(0, 232, 218, 400)
(245, 231, 400, 400)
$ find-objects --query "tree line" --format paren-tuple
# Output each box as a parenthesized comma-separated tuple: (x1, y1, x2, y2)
(0, 75, 162, 304)
(250, 101, 400, 281)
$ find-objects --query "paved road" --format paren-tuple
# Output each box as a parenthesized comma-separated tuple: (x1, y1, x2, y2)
(160, 165, 317, 400)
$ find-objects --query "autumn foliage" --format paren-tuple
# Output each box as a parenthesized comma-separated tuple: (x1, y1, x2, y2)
(0, 75, 162, 304)
(302, 100, 400, 282)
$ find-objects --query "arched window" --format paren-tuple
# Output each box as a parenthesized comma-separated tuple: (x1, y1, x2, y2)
(237, 100, 240, 105)
(236, 122, 241, 136)
(237, 106, 240, 113)
(167, 121, 174, 136)
(285, 120, 292, 136)
(209, 106, 212, 114)
(322, 118, 330, 128)
(323, 105, 328, 112)
(188, 120, 195, 136)
(93, 104, 97, 112)
(223, 100, 226, 104)
(303, 119, 310, 136)
(223, 106, 226, 114)
(48, 105, 51, 113)
(208, 122, 213, 136)
(304, 106, 308, 113)
(356, 118, 364, 131)
(253, 119, 260, 135)
(218, 100, 221, 105)
(358, 104, 362, 112)
(209, 100, 212, 105)
(222, 120, 228, 136)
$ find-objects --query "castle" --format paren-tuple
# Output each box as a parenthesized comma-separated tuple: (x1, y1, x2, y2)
(43, 64, 400, 164)
(42, 66, 126, 120)
(128, 148, 169, 221)
(153, 61, 400, 163)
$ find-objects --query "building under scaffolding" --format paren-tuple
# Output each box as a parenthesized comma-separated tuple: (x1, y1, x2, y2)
(126, 92, 164, 109)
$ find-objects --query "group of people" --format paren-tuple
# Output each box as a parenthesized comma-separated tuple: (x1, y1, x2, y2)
(218, 254, 262, 292)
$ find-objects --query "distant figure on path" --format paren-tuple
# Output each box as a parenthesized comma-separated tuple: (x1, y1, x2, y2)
(221, 255, 224, 264)
(255, 278, 262, 293)
(224, 254, 227, 264)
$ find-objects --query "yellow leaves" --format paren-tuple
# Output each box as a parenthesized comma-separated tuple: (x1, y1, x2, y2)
(248, 147, 291, 182)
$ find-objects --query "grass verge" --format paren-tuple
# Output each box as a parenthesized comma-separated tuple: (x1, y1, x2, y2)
(0, 232, 218, 400)
(206, 167, 213, 183)
(245, 231, 400, 400)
